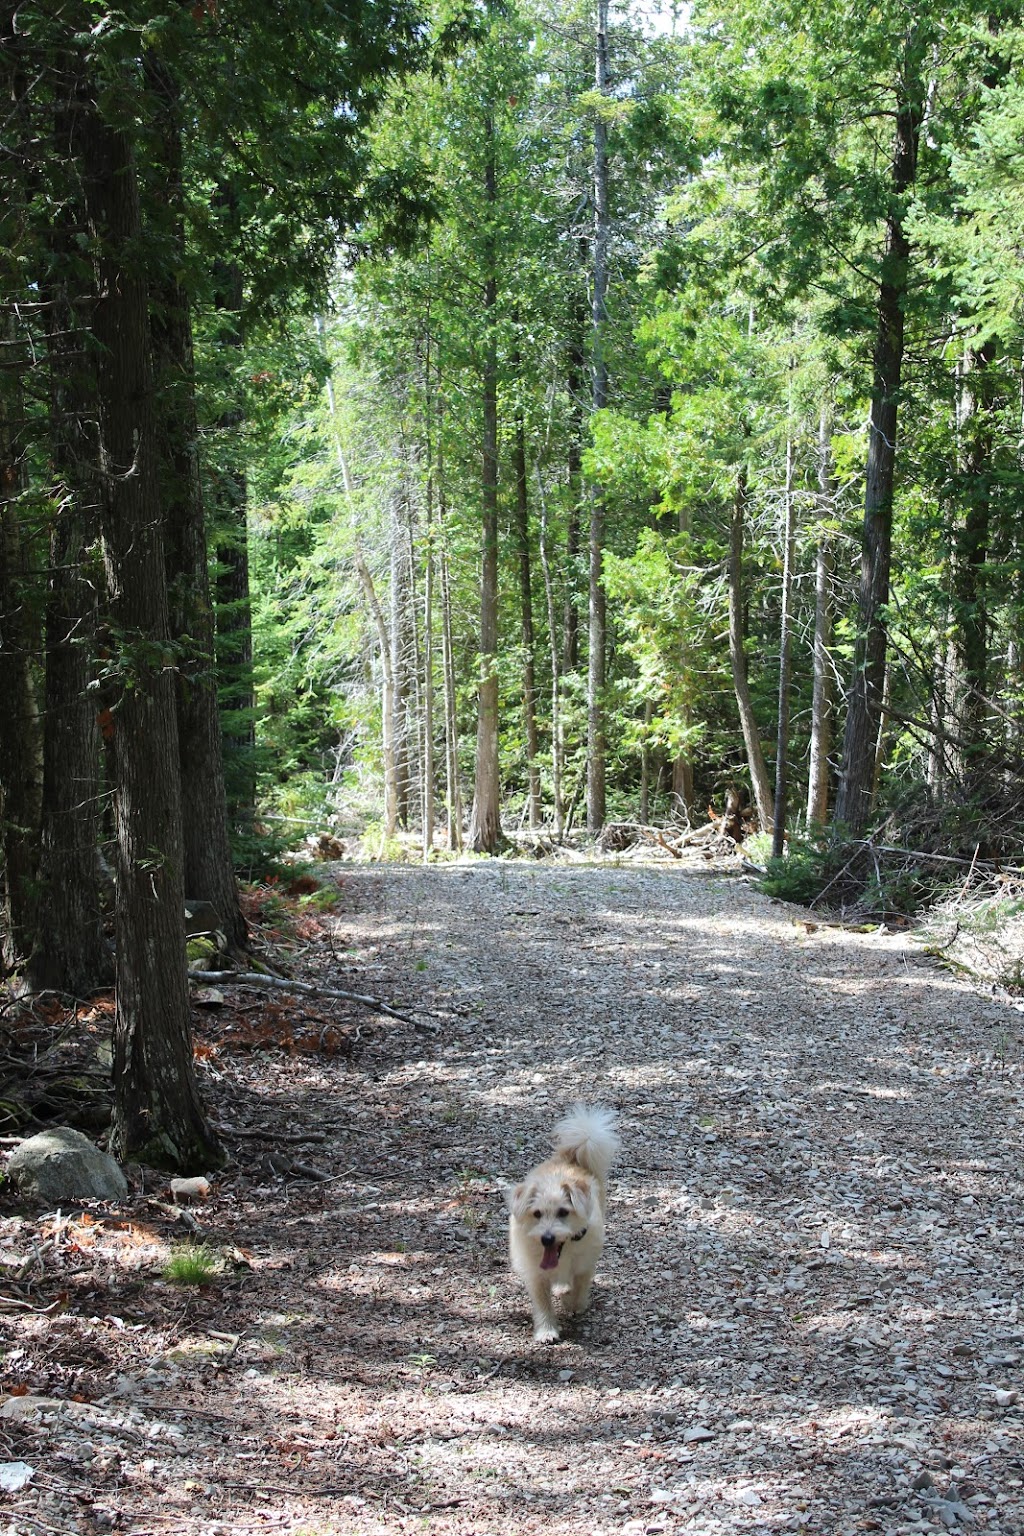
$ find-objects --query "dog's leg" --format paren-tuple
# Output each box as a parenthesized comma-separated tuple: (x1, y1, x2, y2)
(525, 1275, 560, 1342)
(565, 1268, 595, 1317)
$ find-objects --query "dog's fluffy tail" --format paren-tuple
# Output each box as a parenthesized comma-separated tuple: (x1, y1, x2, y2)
(553, 1103, 620, 1181)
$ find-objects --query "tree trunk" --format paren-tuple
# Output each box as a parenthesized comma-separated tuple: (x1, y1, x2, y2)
(807, 406, 836, 828)
(671, 503, 694, 823)
(211, 210, 255, 832)
(0, 358, 41, 974)
(514, 412, 541, 828)
(28, 220, 109, 995)
(469, 112, 503, 853)
(671, 751, 694, 824)
(586, 0, 610, 833)
(947, 338, 996, 786)
(728, 465, 775, 830)
(537, 470, 565, 838)
(421, 342, 437, 859)
(354, 549, 398, 838)
(772, 425, 796, 860)
(79, 88, 220, 1170)
(147, 52, 245, 947)
(834, 43, 923, 833)
(438, 503, 463, 850)
(390, 497, 411, 831)
(564, 319, 586, 675)
(422, 521, 435, 858)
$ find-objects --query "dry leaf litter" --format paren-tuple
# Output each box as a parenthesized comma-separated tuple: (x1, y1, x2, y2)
(2, 858, 1023, 1536)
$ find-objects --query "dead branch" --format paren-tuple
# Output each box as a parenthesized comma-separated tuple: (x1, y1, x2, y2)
(188, 971, 423, 1026)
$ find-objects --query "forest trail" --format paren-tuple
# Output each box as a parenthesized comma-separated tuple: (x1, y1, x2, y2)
(5, 859, 1024, 1535)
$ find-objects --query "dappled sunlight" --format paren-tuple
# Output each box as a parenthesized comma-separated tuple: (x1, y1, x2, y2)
(8, 863, 1018, 1535)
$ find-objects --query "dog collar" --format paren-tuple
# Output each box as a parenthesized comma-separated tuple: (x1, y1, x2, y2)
(571, 1227, 588, 1242)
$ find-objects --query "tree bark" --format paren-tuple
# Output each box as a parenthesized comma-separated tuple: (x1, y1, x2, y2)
(0, 354, 41, 974)
(807, 406, 836, 828)
(947, 339, 996, 786)
(438, 510, 463, 850)
(469, 111, 503, 853)
(834, 41, 923, 833)
(147, 52, 245, 947)
(514, 411, 541, 828)
(79, 87, 221, 1169)
(728, 465, 775, 830)
(28, 210, 109, 995)
(772, 425, 796, 860)
(564, 315, 586, 675)
(586, 0, 610, 833)
(390, 496, 411, 831)
(354, 549, 399, 838)
(537, 470, 565, 838)
(211, 205, 255, 832)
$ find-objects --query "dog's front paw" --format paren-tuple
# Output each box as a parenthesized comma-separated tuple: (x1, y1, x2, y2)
(533, 1321, 560, 1344)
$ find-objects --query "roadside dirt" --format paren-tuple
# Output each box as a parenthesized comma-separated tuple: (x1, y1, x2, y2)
(2, 857, 1023, 1536)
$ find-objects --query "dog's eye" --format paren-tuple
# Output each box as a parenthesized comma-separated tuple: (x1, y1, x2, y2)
(556, 1207, 569, 1219)
(532, 1210, 542, 1219)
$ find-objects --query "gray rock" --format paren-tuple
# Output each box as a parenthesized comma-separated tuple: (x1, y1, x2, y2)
(6, 1127, 127, 1205)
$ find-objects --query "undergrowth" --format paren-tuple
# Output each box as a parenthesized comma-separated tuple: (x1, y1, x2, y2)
(758, 777, 1024, 923)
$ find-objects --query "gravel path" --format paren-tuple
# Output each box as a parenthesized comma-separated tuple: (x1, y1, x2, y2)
(4, 858, 1024, 1535)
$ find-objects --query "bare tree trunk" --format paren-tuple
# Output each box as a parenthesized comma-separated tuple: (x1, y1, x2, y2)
(148, 52, 244, 947)
(640, 699, 655, 824)
(772, 424, 797, 860)
(671, 503, 694, 823)
(729, 466, 775, 830)
(0, 311, 42, 974)
(871, 658, 893, 807)
(469, 111, 503, 853)
(514, 413, 541, 828)
(438, 503, 463, 850)
(210, 206, 255, 833)
(807, 406, 836, 828)
(564, 318, 586, 675)
(671, 751, 694, 824)
(29, 223, 108, 995)
(586, 0, 611, 833)
(537, 471, 565, 838)
(317, 321, 400, 838)
(834, 41, 923, 833)
(80, 88, 220, 1169)
(390, 498, 410, 832)
(422, 523, 435, 858)
(948, 339, 995, 786)
(354, 550, 399, 838)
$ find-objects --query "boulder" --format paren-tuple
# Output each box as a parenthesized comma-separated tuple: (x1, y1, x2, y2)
(6, 1127, 128, 1205)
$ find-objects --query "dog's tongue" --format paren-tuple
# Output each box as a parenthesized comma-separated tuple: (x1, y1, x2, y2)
(540, 1244, 561, 1272)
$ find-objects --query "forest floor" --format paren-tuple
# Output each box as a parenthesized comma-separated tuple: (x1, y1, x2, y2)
(2, 853, 1024, 1536)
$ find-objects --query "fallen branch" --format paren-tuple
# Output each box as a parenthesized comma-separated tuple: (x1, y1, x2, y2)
(147, 1197, 203, 1235)
(188, 970, 424, 1027)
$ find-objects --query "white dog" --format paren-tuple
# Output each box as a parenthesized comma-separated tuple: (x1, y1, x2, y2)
(508, 1104, 620, 1342)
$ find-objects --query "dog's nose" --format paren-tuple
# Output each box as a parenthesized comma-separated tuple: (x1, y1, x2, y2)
(540, 1232, 556, 1247)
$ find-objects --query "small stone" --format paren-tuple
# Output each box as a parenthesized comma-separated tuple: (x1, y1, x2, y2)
(0, 1462, 34, 1492)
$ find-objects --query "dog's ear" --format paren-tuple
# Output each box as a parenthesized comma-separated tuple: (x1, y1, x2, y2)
(562, 1177, 596, 1220)
(509, 1181, 535, 1218)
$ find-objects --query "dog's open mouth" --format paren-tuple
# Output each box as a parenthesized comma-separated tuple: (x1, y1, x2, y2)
(539, 1242, 563, 1271)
